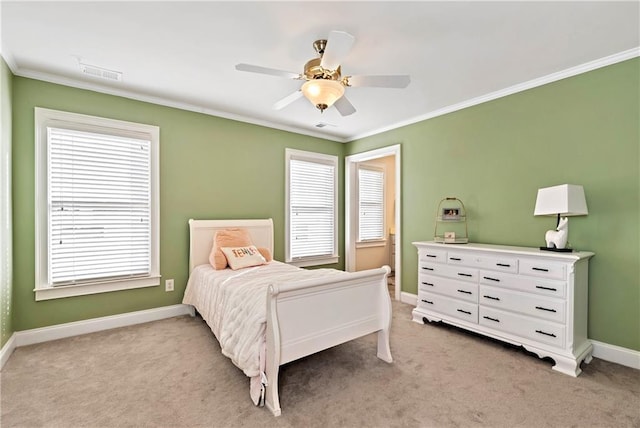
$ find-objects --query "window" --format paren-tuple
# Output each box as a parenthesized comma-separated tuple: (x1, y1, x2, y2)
(35, 108, 160, 300)
(358, 165, 385, 242)
(285, 149, 338, 267)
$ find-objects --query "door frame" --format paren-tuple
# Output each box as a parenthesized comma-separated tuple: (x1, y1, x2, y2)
(345, 144, 401, 300)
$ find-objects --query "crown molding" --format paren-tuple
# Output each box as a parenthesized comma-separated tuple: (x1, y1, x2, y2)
(5, 47, 638, 144)
(350, 47, 640, 141)
(8, 67, 348, 143)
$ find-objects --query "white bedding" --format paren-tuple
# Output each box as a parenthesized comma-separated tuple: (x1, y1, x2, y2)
(182, 261, 346, 404)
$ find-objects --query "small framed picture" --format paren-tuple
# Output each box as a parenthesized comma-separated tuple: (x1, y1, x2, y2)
(444, 231, 456, 243)
(442, 208, 460, 220)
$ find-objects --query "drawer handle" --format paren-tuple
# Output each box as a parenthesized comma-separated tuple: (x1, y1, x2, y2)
(457, 273, 472, 277)
(421, 282, 434, 287)
(532, 267, 549, 272)
(422, 267, 434, 271)
(421, 299, 434, 305)
(483, 316, 500, 322)
(535, 330, 557, 338)
(483, 295, 500, 301)
(457, 309, 472, 315)
(496, 263, 511, 267)
(457, 289, 472, 295)
(426, 254, 437, 258)
(483, 276, 500, 282)
(535, 285, 557, 292)
(535, 306, 557, 313)
(450, 257, 462, 261)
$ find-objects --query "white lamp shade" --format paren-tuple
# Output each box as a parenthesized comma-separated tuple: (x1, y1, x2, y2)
(534, 184, 588, 216)
(301, 79, 345, 108)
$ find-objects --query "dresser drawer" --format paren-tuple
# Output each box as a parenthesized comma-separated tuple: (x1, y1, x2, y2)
(419, 273, 478, 303)
(419, 262, 478, 283)
(479, 307, 565, 348)
(479, 285, 565, 323)
(479, 270, 567, 299)
(418, 291, 478, 324)
(519, 259, 566, 280)
(476, 255, 518, 274)
(446, 251, 475, 267)
(419, 248, 447, 263)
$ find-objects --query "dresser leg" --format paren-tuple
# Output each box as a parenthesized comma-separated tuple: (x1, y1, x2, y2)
(551, 355, 581, 377)
(582, 346, 594, 365)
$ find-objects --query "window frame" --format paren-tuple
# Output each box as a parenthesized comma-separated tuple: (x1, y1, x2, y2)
(356, 163, 386, 246)
(285, 148, 339, 267)
(34, 107, 160, 301)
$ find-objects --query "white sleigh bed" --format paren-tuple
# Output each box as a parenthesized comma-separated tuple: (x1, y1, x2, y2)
(183, 218, 393, 416)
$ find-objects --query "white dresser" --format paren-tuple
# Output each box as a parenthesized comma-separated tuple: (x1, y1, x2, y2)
(412, 241, 594, 376)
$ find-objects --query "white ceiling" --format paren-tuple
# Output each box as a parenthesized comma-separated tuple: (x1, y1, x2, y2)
(2, 1, 639, 142)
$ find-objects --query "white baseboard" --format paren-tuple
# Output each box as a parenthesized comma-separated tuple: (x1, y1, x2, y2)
(4, 300, 639, 372)
(14, 304, 194, 348)
(0, 333, 17, 370)
(591, 340, 640, 370)
(400, 291, 417, 306)
(400, 291, 639, 370)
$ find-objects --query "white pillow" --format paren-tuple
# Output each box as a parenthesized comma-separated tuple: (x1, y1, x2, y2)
(220, 245, 267, 270)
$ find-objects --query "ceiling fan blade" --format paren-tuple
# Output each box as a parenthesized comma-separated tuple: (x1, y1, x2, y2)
(274, 90, 303, 110)
(347, 75, 411, 88)
(334, 96, 356, 117)
(320, 31, 355, 71)
(235, 63, 302, 80)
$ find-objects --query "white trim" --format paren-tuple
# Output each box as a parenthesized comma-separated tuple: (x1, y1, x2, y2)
(288, 256, 340, 268)
(356, 240, 386, 249)
(14, 304, 193, 347)
(4, 301, 638, 372)
(401, 291, 418, 307)
(7, 48, 637, 144)
(34, 276, 161, 301)
(350, 47, 640, 141)
(12, 68, 347, 143)
(591, 340, 640, 370)
(357, 163, 386, 242)
(346, 144, 401, 301)
(0, 333, 17, 370)
(285, 148, 339, 266)
(34, 108, 161, 300)
(403, 291, 640, 370)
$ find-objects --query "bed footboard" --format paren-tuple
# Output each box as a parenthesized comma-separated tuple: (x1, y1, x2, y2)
(264, 266, 392, 417)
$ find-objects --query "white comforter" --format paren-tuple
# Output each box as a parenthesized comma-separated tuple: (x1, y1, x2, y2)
(182, 261, 346, 403)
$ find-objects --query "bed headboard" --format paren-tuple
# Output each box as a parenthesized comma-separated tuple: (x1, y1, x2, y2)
(188, 218, 274, 273)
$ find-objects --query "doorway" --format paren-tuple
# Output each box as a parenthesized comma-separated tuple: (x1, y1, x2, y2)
(345, 144, 401, 301)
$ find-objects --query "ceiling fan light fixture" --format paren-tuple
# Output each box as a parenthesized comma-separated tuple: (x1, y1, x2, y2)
(301, 79, 345, 112)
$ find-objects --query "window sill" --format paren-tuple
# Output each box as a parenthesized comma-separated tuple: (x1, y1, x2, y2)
(356, 240, 387, 249)
(34, 275, 161, 301)
(287, 256, 340, 268)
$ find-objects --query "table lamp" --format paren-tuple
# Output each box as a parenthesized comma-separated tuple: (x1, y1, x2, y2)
(533, 184, 588, 252)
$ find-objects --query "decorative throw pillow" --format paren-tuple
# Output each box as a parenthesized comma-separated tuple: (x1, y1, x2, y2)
(221, 245, 267, 270)
(257, 247, 273, 263)
(209, 228, 253, 270)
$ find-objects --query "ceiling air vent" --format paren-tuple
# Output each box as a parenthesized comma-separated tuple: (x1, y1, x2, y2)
(80, 63, 122, 82)
(315, 122, 336, 128)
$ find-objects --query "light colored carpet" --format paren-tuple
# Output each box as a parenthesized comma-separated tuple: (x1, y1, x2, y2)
(1, 300, 638, 427)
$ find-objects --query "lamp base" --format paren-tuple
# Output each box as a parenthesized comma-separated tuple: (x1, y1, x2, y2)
(540, 246, 573, 253)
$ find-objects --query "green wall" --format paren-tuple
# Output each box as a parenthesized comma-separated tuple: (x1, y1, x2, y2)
(1, 57, 13, 348)
(11, 77, 344, 331)
(8, 58, 640, 353)
(348, 58, 640, 351)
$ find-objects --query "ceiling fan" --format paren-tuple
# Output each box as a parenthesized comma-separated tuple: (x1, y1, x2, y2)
(235, 31, 410, 116)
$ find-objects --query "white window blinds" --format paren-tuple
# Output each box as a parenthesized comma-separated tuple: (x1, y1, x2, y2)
(288, 154, 337, 262)
(48, 127, 151, 285)
(358, 166, 385, 241)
